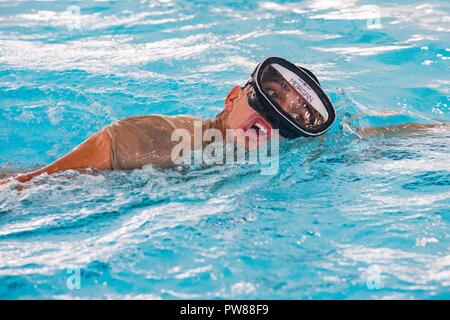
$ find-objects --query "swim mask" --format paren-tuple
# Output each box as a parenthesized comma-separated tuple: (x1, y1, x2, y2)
(245, 57, 336, 138)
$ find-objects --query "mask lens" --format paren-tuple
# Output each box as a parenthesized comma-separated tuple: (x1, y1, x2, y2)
(259, 63, 329, 130)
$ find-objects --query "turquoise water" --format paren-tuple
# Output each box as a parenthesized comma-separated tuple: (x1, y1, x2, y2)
(0, 0, 449, 299)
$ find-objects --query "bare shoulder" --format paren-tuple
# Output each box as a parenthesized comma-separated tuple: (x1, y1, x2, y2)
(110, 114, 173, 127)
(160, 115, 206, 132)
(109, 114, 203, 129)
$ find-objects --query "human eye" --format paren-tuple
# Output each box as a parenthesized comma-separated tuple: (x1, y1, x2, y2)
(267, 89, 279, 101)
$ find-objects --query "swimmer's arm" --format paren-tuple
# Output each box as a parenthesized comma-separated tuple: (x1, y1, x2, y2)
(7, 130, 112, 184)
(356, 123, 448, 136)
(346, 112, 448, 136)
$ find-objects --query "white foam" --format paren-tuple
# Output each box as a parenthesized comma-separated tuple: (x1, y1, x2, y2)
(313, 45, 413, 56)
(337, 244, 450, 287)
(0, 33, 219, 76)
(2, 8, 185, 30)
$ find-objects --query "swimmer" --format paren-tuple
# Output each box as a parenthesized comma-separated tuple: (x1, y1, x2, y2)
(0, 57, 446, 184)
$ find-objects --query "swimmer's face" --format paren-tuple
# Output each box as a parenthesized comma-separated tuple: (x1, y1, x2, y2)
(262, 78, 324, 129)
(222, 86, 273, 149)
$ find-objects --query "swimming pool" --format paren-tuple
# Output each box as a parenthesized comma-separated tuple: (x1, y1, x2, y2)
(0, 0, 449, 299)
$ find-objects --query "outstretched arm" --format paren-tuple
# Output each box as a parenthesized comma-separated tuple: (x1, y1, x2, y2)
(356, 122, 449, 137)
(345, 112, 448, 136)
(2, 130, 112, 184)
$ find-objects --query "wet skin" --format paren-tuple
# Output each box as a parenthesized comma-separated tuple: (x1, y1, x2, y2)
(1, 85, 273, 184)
(0, 85, 448, 185)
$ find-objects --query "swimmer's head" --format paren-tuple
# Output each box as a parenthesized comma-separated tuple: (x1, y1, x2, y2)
(217, 57, 336, 141)
(217, 85, 274, 149)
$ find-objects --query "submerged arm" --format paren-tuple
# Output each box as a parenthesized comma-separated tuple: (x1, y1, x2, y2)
(345, 112, 448, 137)
(356, 122, 449, 137)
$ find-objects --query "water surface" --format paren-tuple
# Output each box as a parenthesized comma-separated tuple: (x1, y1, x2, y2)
(0, 0, 449, 299)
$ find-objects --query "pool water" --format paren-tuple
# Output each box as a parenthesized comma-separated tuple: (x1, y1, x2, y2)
(0, 0, 449, 299)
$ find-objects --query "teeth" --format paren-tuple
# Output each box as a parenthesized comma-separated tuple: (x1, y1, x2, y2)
(254, 121, 267, 135)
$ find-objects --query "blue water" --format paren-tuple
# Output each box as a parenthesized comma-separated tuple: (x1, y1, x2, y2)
(0, 0, 449, 299)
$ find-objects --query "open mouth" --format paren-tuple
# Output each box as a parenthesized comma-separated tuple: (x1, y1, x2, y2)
(244, 117, 272, 142)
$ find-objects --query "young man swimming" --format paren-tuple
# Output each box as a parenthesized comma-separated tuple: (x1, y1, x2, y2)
(0, 57, 444, 184)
